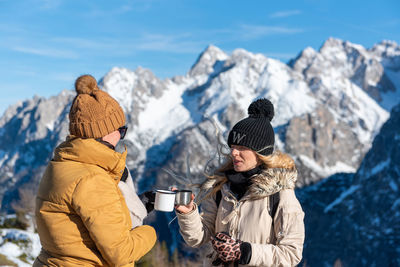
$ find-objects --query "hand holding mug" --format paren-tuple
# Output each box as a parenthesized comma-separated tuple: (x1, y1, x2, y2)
(139, 190, 156, 213)
(172, 187, 195, 214)
(153, 188, 195, 213)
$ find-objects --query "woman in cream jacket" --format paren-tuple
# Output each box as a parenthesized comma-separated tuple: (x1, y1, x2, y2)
(176, 99, 305, 267)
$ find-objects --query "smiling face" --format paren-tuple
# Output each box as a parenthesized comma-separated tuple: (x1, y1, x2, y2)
(230, 145, 260, 172)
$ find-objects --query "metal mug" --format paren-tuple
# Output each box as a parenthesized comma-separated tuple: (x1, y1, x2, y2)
(154, 189, 176, 212)
(175, 190, 192, 205)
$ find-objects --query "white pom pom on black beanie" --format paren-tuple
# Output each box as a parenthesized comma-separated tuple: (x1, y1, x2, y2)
(227, 98, 275, 156)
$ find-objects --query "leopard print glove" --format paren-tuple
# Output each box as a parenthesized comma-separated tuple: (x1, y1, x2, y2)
(211, 232, 242, 263)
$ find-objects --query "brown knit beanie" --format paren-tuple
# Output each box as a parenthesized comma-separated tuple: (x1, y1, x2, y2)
(69, 74, 126, 138)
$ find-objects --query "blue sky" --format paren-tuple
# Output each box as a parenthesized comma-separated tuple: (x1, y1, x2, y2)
(1, 0, 399, 115)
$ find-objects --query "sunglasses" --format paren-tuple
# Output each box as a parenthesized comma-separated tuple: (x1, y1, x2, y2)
(118, 125, 128, 139)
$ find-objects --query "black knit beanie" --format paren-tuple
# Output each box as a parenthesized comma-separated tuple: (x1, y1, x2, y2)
(227, 98, 275, 156)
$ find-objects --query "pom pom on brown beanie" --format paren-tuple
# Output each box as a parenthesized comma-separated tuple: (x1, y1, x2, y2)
(69, 74, 126, 138)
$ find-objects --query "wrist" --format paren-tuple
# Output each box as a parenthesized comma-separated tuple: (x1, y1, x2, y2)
(239, 242, 252, 265)
(177, 203, 195, 214)
(176, 202, 197, 215)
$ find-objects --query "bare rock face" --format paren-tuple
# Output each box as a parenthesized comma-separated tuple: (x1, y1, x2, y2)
(0, 92, 73, 210)
(219, 102, 246, 131)
(285, 106, 363, 185)
(152, 121, 218, 190)
(100, 67, 167, 126)
(298, 103, 400, 266)
(290, 38, 400, 109)
(188, 45, 228, 77)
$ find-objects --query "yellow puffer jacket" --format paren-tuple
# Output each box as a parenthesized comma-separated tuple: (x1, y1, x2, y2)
(34, 136, 156, 267)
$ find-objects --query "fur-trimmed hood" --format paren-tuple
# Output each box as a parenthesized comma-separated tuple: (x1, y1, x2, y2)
(247, 168, 297, 199)
(201, 167, 298, 200)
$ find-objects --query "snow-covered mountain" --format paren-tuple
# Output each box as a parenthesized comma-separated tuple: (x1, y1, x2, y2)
(0, 37, 399, 265)
(298, 102, 400, 266)
(0, 38, 399, 213)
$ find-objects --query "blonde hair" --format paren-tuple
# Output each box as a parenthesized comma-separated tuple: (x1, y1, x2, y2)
(204, 150, 295, 196)
(257, 150, 296, 169)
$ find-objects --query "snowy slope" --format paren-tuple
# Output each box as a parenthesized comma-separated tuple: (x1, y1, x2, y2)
(0, 215, 40, 266)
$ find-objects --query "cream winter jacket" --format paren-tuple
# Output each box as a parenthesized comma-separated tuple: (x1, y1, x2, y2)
(118, 169, 148, 228)
(177, 168, 305, 267)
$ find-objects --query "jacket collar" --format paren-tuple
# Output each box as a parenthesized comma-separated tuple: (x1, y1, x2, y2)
(203, 167, 298, 200)
(246, 168, 297, 199)
(53, 135, 127, 180)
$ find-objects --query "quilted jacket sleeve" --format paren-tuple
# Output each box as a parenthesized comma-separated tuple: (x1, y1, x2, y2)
(249, 189, 305, 267)
(176, 195, 218, 248)
(72, 174, 157, 266)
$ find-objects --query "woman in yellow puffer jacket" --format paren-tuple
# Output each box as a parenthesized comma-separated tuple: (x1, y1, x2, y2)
(34, 75, 156, 266)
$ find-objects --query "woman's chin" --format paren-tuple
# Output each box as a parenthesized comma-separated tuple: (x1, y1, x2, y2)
(233, 165, 245, 172)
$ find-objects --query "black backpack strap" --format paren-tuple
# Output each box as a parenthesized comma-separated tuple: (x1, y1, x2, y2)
(215, 190, 222, 207)
(269, 191, 280, 219)
(120, 167, 129, 182)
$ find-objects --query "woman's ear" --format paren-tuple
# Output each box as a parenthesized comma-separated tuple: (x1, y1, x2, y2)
(256, 154, 263, 166)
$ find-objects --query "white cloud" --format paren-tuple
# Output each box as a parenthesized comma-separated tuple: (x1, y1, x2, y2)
(269, 10, 302, 18)
(323, 18, 397, 36)
(381, 19, 400, 27)
(127, 0, 155, 12)
(52, 72, 77, 82)
(88, 6, 132, 17)
(87, 0, 155, 17)
(36, 0, 63, 10)
(135, 33, 205, 53)
(239, 24, 303, 40)
(31, 31, 205, 57)
(0, 23, 26, 34)
(12, 46, 79, 59)
(13, 69, 38, 77)
(51, 37, 115, 50)
(54, 33, 205, 54)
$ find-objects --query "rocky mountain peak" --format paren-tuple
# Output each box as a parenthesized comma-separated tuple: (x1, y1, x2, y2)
(370, 40, 400, 72)
(320, 37, 345, 50)
(230, 48, 265, 62)
(188, 44, 228, 77)
(225, 48, 271, 74)
(370, 40, 400, 57)
(288, 46, 318, 73)
(290, 38, 399, 110)
(100, 66, 167, 116)
(320, 37, 370, 69)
